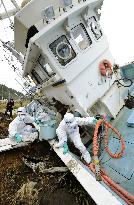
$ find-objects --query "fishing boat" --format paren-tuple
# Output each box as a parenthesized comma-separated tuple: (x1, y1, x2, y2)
(0, 1, 134, 204)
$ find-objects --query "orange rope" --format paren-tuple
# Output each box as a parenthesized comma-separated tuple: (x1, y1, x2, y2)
(90, 119, 134, 204)
(88, 163, 134, 205)
(93, 120, 125, 158)
(104, 121, 125, 158)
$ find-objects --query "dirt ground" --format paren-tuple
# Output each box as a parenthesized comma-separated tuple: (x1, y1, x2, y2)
(0, 112, 96, 205)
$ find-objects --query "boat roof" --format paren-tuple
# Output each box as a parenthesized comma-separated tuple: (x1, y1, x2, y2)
(21, 0, 103, 77)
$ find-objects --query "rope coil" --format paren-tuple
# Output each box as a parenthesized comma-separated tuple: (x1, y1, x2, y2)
(89, 119, 134, 204)
(93, 119, 125, 158)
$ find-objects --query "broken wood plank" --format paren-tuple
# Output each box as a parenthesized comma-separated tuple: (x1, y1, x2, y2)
(22, 157, 68, 173)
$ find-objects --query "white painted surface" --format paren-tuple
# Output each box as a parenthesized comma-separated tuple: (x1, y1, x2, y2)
(22, 0, 119, 116)
(101, 83, 128, 118)
(14, 0, 101, 53)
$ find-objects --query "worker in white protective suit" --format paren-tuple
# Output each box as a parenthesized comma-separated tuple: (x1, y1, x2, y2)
(55, 113, 97, 164)
(8, 107, 38, 143)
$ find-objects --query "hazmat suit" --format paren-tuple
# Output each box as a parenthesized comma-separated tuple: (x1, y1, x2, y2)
(55, 113, 97, 164)
(8, 107, 38, 142)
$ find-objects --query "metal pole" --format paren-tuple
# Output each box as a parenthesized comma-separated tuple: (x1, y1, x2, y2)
(9, 90, 11, 101)
(0, 8, 17, 20)
(0, 38, 24, 64)
(1, 0, 14, 28)
(2, 85, 3, 100)
(15, 78, 29, 94)
(10, 0, 20, 11)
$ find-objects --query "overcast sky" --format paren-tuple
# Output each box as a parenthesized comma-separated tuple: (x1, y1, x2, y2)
(0, 0, 134, 92)
(100, 0, 134, 66)
(0, 0, 23, 92)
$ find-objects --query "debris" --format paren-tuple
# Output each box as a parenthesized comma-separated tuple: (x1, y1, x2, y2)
(22, 157, 69, 173)
(0, 113, 95, 205)
(15, 180, 38, 205)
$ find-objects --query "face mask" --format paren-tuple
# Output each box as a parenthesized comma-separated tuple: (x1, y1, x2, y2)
(19, 115, 26, 121)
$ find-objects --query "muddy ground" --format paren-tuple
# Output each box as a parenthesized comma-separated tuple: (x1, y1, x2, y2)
(0, 112, 96, 205)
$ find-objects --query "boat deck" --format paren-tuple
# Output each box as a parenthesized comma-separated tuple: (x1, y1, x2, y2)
(94, 107, 134, 195)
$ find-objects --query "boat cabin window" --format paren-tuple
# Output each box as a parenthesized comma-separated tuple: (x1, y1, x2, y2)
(49, 35, 76, 66)
(88, 16, 102, 40)
(71, 23, 92, 50)
(37, 55, 55, 76)
(31, 69, 43, 84)
(45, 63, 54, 76)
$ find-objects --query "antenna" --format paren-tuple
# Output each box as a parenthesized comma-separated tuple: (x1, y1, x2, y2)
(0, 39, 24, 64)
(10, 0, 20, 11)
(1, 0, 14, 29)
(15, 78, 29, 94)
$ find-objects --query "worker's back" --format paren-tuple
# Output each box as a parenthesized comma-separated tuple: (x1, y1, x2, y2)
(6, 101, 13, 110)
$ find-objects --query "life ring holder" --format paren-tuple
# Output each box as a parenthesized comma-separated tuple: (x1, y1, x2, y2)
(99, 59, 113, 77)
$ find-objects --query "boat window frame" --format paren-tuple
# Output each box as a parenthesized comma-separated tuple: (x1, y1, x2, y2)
(49, 35, 76, 66)
(37, 55, 55, 77)
(88, 16, 102, 40)
(31, 69, 43, 84)
(71, 23, 92, 50)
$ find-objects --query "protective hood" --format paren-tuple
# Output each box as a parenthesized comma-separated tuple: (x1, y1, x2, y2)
(17, 107, 27, 121)
(17, 107, 26, 114)
(64, 113, 78, 133)
(64, 113, 75, 123)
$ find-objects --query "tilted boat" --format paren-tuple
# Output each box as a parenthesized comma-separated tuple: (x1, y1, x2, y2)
(0, 1, 134, 204)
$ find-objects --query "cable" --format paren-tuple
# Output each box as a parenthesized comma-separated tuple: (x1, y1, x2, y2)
(10, 0, 20, 11)
(1, 0, 14, 29)
(115, 77, 133, 87)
